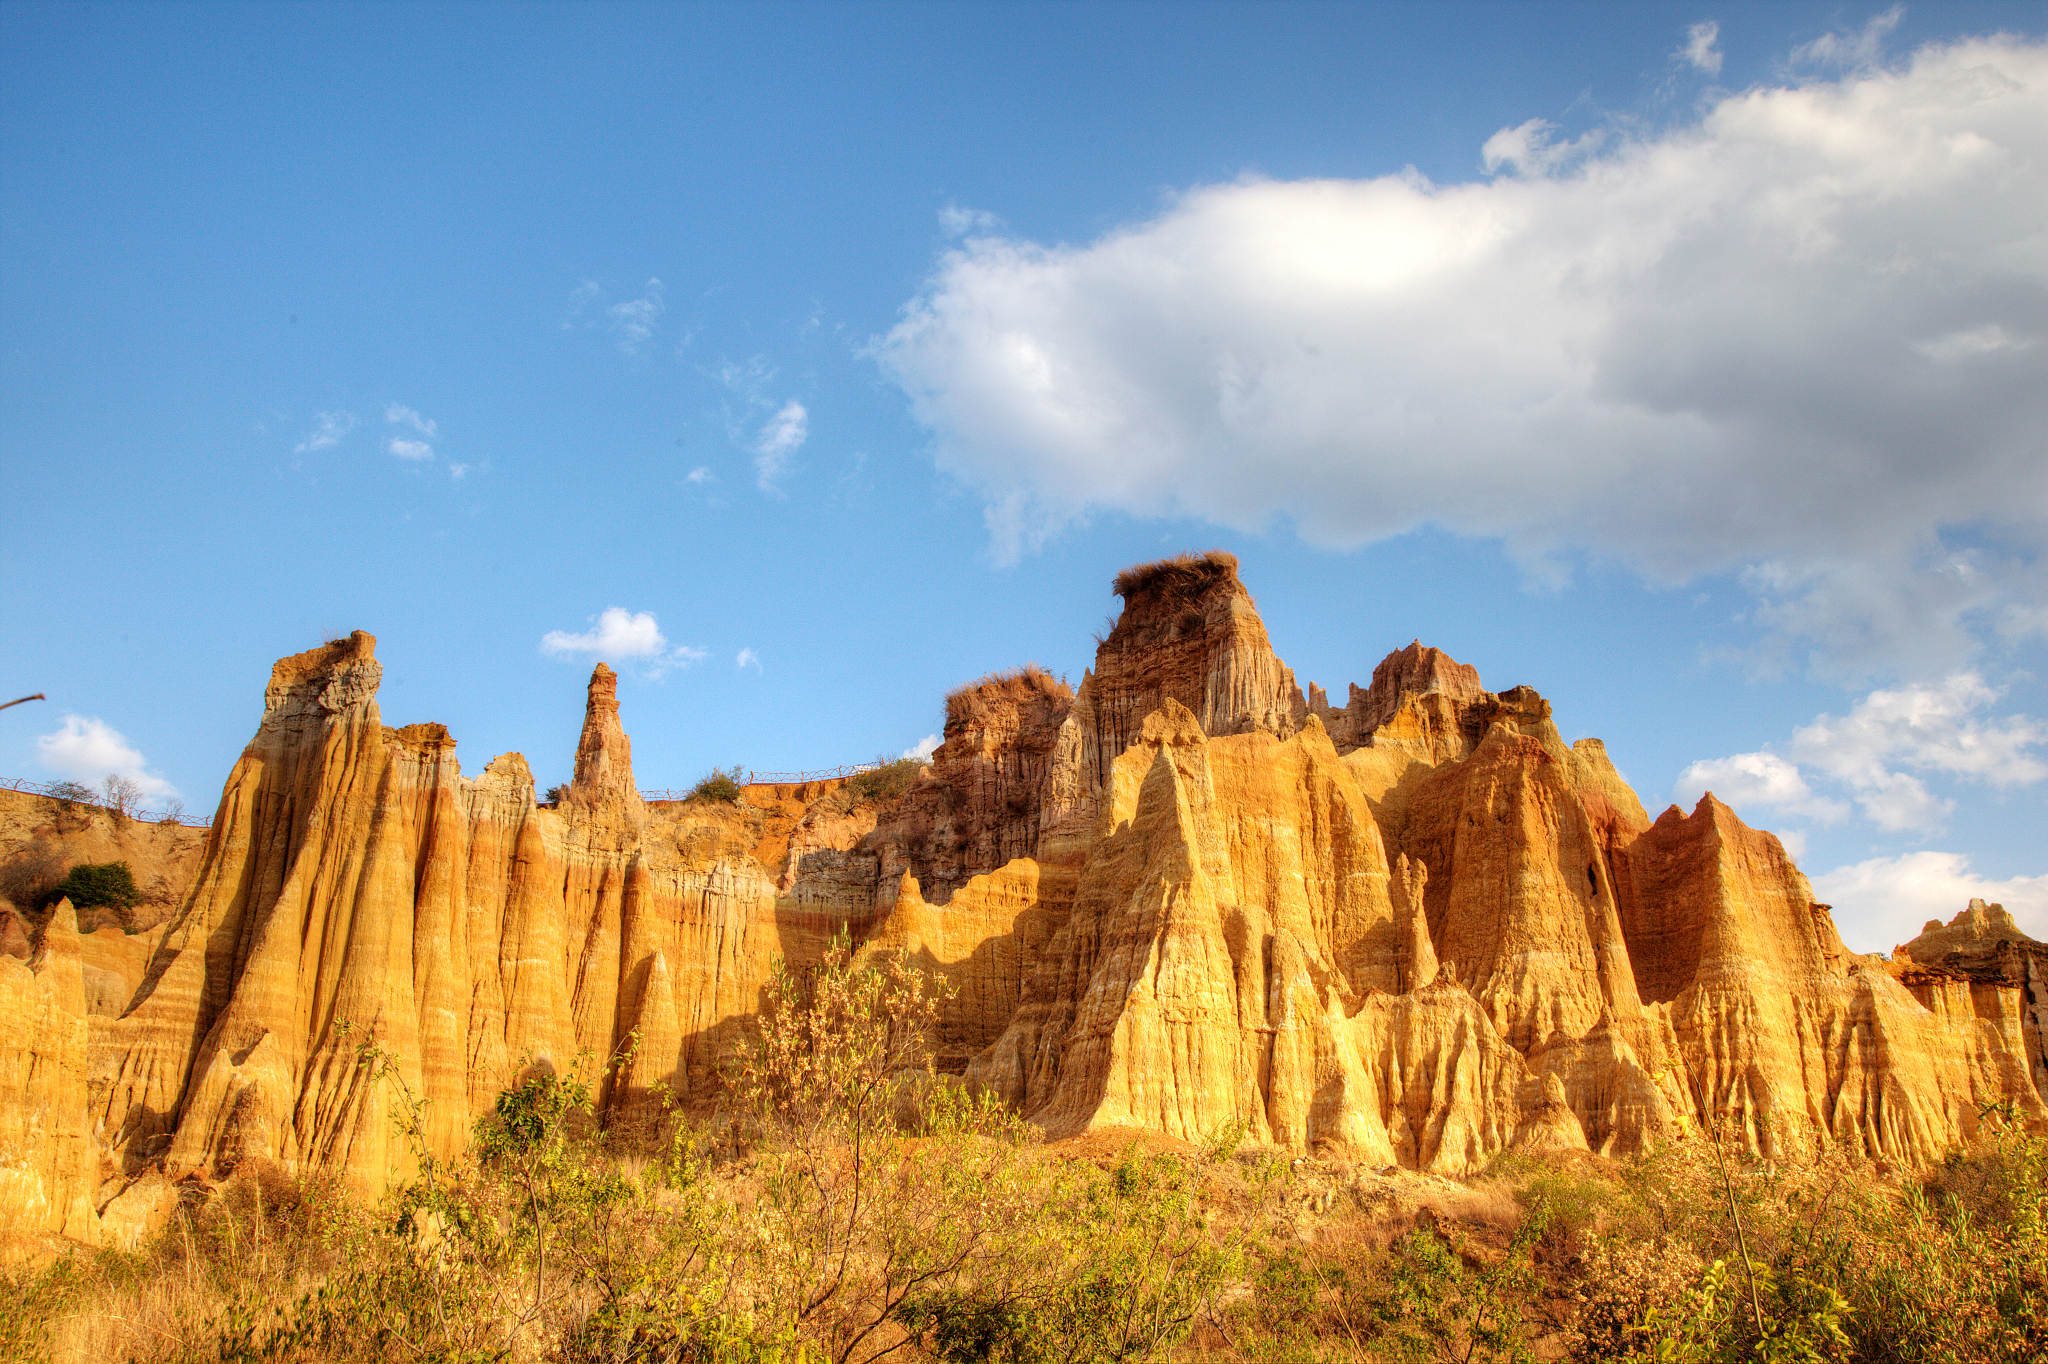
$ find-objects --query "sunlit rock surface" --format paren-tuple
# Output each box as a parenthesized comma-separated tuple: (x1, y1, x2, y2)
(4, 555, 2042, 1251)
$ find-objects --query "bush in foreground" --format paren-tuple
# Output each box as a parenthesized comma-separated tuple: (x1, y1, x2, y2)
(3, 967, 2044, 1364)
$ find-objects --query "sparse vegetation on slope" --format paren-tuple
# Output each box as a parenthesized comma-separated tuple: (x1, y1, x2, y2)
(847, 756, 928, 805)
(4, 947, 2042, 1364)
(39, 861, 137, 917)
(689, 765, 746, 804)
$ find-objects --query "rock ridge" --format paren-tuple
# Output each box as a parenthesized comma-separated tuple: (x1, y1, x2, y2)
(2, 559, 2041, 1256)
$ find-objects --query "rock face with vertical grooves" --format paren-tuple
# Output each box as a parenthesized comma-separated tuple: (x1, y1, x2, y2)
(1893, 902, 2048, 1118)
(2, 556, 2043, 1254)
(0, 900, 101, 1255)
(862, 667, 1074, 909)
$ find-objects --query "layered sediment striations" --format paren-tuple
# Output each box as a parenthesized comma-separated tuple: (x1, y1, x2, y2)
(3, 554, 2042, 1254)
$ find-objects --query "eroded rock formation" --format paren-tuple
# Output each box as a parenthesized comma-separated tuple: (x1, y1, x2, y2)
(1895, 901, 2048, 1111)
(2, 554, 2042, 1255)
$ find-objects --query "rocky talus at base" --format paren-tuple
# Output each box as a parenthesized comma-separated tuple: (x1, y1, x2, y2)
(1, 553, 2041, 1258)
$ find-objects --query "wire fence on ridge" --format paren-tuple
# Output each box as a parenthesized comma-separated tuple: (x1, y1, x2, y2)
(9, 759, 897, 824)
(639, 761, 887, 801)
(0, 775, 214, 827)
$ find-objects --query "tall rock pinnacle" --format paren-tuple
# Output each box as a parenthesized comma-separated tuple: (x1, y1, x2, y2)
(569, 663, 640, 811)
(1039, 551, 1308, 857)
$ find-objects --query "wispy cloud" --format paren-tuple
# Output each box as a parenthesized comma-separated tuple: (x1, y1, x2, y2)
(541, 607, 706, 678)
(1793, 6, 1902, 71)
(736, 647, 760, 671)
(35, 714, 178, 801)
(562, 279, 601, 329)
(1480, 119, 1604, 176)
(448, 462, 472, 480)
(716, 360, 810, 492)
(293, 411, 356, 454)
(608, 277, 665, 355)
(1677, 20, 1723, 76)
(754, 400, 808, 491)
(389, 437, 434, 461)
(686, 466, 714, 485)
(385, 403, 438, 436)
(939, 204, 1000, 237)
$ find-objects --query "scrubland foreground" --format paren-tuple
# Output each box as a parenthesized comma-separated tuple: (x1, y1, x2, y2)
(4, 940, 2044, 1364)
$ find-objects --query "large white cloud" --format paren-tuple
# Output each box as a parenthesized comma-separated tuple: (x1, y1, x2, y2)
(1811, 850, 2048, 953)
(35, 714, 178, 801)
(877, 34, 2048, 673)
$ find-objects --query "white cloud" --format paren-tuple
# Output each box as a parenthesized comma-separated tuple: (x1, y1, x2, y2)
(736, 647, 760, 671)
(448, 462, 471, 480)
(608, 277, 664, 354)
(1674, 750, 1849, 823)
(686, 465, 714, 484)
(543, 608, 669, 660)
(939, 204, 1000, 237)
(1791, 673, 2046, 797)
(874, 36, 2048, 674)
(385, 403, 438, 436)
(541, 608, 706, 678)
(1678, 673, 2046, 834)
(1480, 119, 1604, 176)
(1810, 850, 2048, 953)
(35, 715, 177, 801)
(293, 411, 356, 454)
(902, 734, 940, 762)
(754, 400, 808, 491)
(1678, 20, 1723, 76)
(389, 437, 434, 461)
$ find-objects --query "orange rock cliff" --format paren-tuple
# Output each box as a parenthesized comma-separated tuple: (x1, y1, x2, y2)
(3, 553, 2043, 1254)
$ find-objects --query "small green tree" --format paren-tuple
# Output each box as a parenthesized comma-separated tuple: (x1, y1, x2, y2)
(690, 766, 745, 803)
(42, 861, 137, 915)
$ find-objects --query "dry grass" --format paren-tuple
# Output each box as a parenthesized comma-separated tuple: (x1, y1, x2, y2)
(6, 969, 2044, 1364)
(1111, 550, 1240, 603)
(942, 663, 1073, 729)
(7, 1127, 2046, 1364)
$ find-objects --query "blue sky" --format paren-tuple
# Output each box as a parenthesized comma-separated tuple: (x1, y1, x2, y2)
(3, 1, 2043, 953)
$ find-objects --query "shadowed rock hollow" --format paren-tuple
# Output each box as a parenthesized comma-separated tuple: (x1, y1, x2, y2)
(3, 557, 2042, 1256)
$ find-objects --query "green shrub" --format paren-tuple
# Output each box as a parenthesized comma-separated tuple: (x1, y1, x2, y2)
(41, 861, 137, 914)
(849, 757, 927, 804)
(690, 765, 745, 804)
